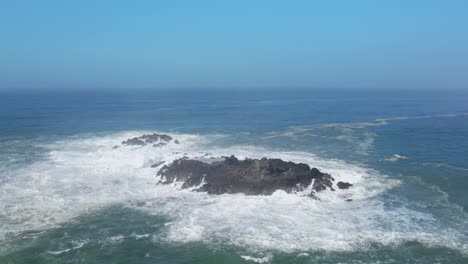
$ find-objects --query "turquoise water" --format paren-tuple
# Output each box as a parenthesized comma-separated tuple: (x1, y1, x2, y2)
(0, 89, 467, 263)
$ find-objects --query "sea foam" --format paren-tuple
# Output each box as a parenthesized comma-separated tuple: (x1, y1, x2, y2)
(0, 131, 466, 253)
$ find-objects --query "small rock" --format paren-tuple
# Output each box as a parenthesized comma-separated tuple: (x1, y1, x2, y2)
(121, 133, 174, 147)
(337, 181, 353, 189)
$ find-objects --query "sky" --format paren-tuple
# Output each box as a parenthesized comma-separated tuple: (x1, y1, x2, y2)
(1, 0, 468, 91)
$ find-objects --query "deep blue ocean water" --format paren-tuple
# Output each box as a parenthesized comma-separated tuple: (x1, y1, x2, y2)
(0, 89, 467, 263)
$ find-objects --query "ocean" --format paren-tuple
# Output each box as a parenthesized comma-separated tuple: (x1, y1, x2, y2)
(0, 88, 467, 263)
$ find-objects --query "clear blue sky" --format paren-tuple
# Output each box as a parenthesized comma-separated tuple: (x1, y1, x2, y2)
(1, 0, 467, 90)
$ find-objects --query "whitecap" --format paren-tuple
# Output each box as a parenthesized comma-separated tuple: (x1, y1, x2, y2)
(241, 254, 272, 263)
(47, 240, 87, 255)
(385, 154, 410, 162)
(0, 131, 466, 254)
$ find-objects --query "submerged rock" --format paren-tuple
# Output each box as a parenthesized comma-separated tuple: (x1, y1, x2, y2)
(337, 181, 353, 189)
(157, 155, 345, 196)
(120, 133, 173, 147)
(153, 142, 167, 147)
(151, 161, 165, 168)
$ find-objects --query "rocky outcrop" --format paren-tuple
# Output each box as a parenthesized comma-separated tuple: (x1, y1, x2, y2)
(118, 133, 174, 148)
(114, 133, 353, 198)
(157, 155, 351, 196)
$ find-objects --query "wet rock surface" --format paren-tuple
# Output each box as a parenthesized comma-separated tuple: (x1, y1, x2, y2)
(119, 133, 174, 147)
(337, 181, 353, 189)
(157, 155, 351, 196)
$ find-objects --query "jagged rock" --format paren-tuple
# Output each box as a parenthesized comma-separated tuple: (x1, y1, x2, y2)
(337, 181, 353, 189)
(120, 133, 173, 147)
(312, 169, 335, 192)
(122, 137, 146, 146)
(157, 155, 342, 196)
(312, 179, 327, 192)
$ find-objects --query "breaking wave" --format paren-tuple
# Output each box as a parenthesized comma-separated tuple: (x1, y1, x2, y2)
(0, 131, 466, 254)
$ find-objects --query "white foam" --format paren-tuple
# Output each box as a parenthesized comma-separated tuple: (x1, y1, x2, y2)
(0, 131, 466, 254)
(130, 232, 151, 240)
(282, 112, 468, 137)
(385, 154, 410, 162)
(47, 240, 88, 255)
(241, 254, 272, 263)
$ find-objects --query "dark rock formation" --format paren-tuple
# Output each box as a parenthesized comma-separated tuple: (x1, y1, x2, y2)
(157, 155, 346, 196)
(120, 133, 173, 147)
(122, 137, 146, 146)
(337, 181, 353, 189)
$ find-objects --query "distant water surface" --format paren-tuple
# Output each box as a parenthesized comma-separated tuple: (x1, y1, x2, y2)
(0, 89, 467, 263)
